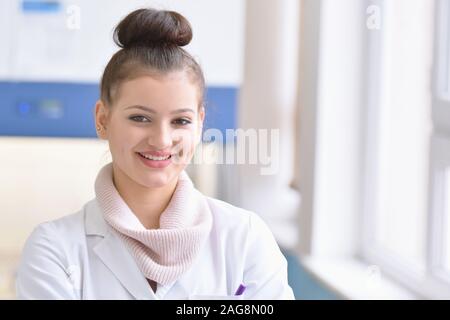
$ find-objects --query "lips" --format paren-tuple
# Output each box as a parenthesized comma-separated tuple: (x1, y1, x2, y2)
(136, 152, 173, 169)
(136, 152, 172, 161)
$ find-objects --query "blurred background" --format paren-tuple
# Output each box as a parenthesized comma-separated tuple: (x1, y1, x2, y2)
(1, 0, 450, 300)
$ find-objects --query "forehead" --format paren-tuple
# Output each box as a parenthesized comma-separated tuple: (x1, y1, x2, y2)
(114, 72, 199, 112)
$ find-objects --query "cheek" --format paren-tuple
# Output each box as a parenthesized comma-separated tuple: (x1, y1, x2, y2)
(108, 122, 141, 156)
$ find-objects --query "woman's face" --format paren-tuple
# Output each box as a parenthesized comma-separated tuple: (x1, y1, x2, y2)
(96, 71, 204, 188)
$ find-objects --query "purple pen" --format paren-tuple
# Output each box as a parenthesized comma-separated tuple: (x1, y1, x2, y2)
(234, 284, 246, 296)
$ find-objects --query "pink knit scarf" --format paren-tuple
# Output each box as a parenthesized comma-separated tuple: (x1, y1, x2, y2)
(94, 163, 213, 285)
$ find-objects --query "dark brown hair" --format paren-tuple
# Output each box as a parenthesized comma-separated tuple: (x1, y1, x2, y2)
(100, 8, 205, 109)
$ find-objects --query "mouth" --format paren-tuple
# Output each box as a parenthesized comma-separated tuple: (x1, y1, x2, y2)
(136, 152, 172, 161)
(136, 152, 174, 169)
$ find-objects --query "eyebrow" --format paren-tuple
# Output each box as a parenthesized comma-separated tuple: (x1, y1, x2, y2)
(125, 105, 195, 114)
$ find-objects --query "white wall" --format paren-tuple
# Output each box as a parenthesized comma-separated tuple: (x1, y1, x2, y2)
(296, 0, 366, 257)
(0, 137, 110, 255)
(0, 0, 245, 86)
(237, 0, 300, 250)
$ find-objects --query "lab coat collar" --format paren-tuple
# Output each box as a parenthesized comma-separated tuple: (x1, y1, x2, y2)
(84, 199, 108, 236)
(84, 199, 157, 299)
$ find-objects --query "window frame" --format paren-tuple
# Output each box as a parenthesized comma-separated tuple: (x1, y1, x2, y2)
(427, 0, 450, 299)
(361, 0, 450, 299)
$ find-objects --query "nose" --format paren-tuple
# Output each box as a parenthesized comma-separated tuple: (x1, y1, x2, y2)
(147, 122, 173, 150)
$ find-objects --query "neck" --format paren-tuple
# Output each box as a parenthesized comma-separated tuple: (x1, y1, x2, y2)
(112, 164, 178, 229)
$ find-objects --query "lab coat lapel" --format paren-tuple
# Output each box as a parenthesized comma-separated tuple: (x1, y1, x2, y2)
(93, 230, 155, 300)
(85, 199, 154, 300)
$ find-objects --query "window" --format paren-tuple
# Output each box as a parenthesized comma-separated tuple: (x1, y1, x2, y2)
(363, 0, 450, 298)
(296, 0, 450, 299)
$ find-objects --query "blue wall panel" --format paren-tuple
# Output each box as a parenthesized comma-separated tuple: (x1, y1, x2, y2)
(0, 81, 237, 140)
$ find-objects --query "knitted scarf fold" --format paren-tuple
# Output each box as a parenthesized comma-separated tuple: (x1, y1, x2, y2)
(94, 163, 212, 285)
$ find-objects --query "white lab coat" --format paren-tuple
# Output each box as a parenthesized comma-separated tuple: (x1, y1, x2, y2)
(16, 196, 295, 300)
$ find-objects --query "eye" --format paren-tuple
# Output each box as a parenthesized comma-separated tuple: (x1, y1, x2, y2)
(173, 118, 192, 126)
(129, 115, 150, 123)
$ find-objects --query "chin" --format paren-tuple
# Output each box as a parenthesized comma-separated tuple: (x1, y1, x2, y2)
(137, 170, 174, 188)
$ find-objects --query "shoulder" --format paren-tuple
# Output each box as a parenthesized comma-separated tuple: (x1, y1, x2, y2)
(33, 205, 87, 241)
(16, 202, 92, 299)
(22, 200, 92, 257)
(205, 196, 275, 241)
(205, 196, 253, 227)
(205, 196, 251, 219)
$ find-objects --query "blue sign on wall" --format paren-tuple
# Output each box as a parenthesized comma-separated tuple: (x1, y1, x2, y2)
(21, 0, 62, 13)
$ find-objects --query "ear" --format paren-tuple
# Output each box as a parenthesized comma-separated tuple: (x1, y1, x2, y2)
(198, 106, 205, 126)
(94, 100, 110, 140)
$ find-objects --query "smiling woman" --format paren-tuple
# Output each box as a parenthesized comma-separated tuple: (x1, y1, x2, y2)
(14, 7, 294, 300)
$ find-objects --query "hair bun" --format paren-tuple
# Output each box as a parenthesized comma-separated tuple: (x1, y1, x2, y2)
(113, 8, 193, 49)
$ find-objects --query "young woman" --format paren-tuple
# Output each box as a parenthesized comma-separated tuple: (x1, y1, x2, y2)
(16, 8, 294, 300)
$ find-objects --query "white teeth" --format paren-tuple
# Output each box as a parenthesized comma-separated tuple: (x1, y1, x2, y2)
(139, 153, 170, 161)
